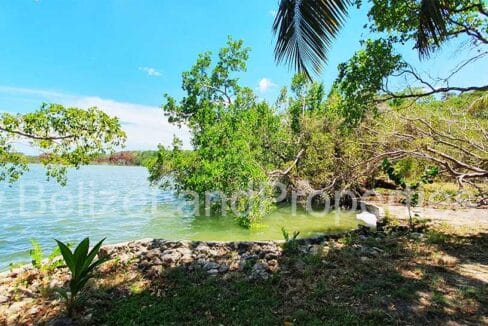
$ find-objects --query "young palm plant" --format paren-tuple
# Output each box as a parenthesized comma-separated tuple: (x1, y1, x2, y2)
(54, 237, 107, 316)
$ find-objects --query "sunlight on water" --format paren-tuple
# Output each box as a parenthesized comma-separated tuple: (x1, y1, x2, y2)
(0, 165, 358, 270)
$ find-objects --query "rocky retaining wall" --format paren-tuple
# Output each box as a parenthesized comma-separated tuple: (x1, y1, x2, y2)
(97, 226, 371, 280)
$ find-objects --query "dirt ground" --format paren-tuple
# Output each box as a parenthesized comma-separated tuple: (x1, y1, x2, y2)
(379, 204, 488, 228)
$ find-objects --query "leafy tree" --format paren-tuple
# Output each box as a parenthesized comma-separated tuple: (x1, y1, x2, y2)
(150, 38, 282, 227)
(273, 74, 370, 199)
(334, 39, 403, 125)
(319, 1, 487, 132)
(0, 103, 126, 184)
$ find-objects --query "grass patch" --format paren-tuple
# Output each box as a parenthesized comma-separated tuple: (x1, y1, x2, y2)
(7, 222, 488, 325)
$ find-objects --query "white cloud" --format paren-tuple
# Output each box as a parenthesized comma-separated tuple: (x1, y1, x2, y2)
(0, 86, 191, 151)
(257, 78, 276, 93)
(68, 96, 190, 150)
(138, 66, 162, 77)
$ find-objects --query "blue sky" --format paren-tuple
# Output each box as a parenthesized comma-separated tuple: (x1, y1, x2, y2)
(0, 1, 486, 150)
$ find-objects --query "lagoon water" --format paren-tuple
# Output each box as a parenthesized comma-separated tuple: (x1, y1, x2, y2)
(0, 165, 358, 270)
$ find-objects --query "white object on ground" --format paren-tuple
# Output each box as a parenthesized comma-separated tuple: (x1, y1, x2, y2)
(356, 211, 378, 227)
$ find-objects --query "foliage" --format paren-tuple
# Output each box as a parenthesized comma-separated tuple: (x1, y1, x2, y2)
(276, 75, 371, 196)
(334, 39, 403, 125)
(81, 224, 488, 325)
(271, 0, 487, 77)
(372, 93, 488, 190)
(281, 227, 301, 254)
(150, 38, 282, 227)
(382, 158, 439, 227)
(29, 240, 65, 273)
(152, 33, 487, 229)
(0, 103, 126, 185)
(90, 150, 158, 167)
(272, 0, 351, 78)
(29, 240, 43, 270)
(367, 0, 488, 56)
(331, 1, 487, 124)
(54, 237, 107, 316)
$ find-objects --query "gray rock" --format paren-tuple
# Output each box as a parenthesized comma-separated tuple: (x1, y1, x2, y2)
(152, 257, 163, 265)
(207, 269, 219, 275)
(176, 247, 193, 256)
(195, 244, 210, 254)
(264, 252, 278, 260)
(0, 295, 9, 304)
(146, 249, 161, 259)
(180, 255, 194, 264)
(237, 242, 251, 252)
(49, 279, 64, 290)
(46, 316, 75, 326)
(410, 232, 423, 240)
(161, 250, 181, 265)
(243, 254, 258, 261)
(7, 301, 25, 315)
(250, 263, 269, 280)
(29, 307, 40, 315)
(218, 264, 229, 273)
(147, 265, 163, 277)
(203, 261, 220, 271)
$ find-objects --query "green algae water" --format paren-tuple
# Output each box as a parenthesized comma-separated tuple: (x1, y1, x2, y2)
(0, 165, 359, 270)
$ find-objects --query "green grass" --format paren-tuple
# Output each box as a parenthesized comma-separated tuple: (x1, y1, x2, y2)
(9, 221, 488, 325)
(94, 268, 282, 325)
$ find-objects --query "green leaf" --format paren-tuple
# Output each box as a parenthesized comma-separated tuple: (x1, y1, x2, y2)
(73, 238, 90, 278)
(82, 238, 106, 272)
(55, 239, 75, 272)
(54, 287, 69, 300)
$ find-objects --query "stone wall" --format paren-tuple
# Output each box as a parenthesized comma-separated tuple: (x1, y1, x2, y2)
(97, 227, 371, 280)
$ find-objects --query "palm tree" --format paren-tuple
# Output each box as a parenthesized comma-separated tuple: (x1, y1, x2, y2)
(272, 0, 450, 79)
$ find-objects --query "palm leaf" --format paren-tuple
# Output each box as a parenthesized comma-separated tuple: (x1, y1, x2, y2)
(73, 237, 90, 279)
(82, 238, 106, 272)
(273, 0, 351, 79)
(416, 0, 448, 58)
(54, 287, 69, 300)
(55, 239, 75, 272)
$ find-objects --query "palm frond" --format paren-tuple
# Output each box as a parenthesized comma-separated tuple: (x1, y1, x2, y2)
(416, 0, 449, 58)
(273, 0, 351, 79)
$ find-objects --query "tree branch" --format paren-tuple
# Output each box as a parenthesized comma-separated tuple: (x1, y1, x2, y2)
(0, 126, 77, 141)
(381, 85, 488, 101)
(268, 149, 305, 177)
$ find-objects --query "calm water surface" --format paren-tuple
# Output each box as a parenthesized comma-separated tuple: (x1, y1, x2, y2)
(0, 165, 358, 270)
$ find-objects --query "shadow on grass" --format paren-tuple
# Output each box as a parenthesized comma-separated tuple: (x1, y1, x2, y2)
(43, 228, 488, 325)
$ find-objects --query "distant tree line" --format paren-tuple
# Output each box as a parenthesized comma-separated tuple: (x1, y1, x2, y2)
(25, 150, 158, 167)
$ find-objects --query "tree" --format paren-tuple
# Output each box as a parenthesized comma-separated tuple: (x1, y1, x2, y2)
(0, 103, 126, 184)
(382, 158, 438, 229)
(149, 38, 282, 227)
(371, 94, 488, 188)
(273, 0, 487, 79)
